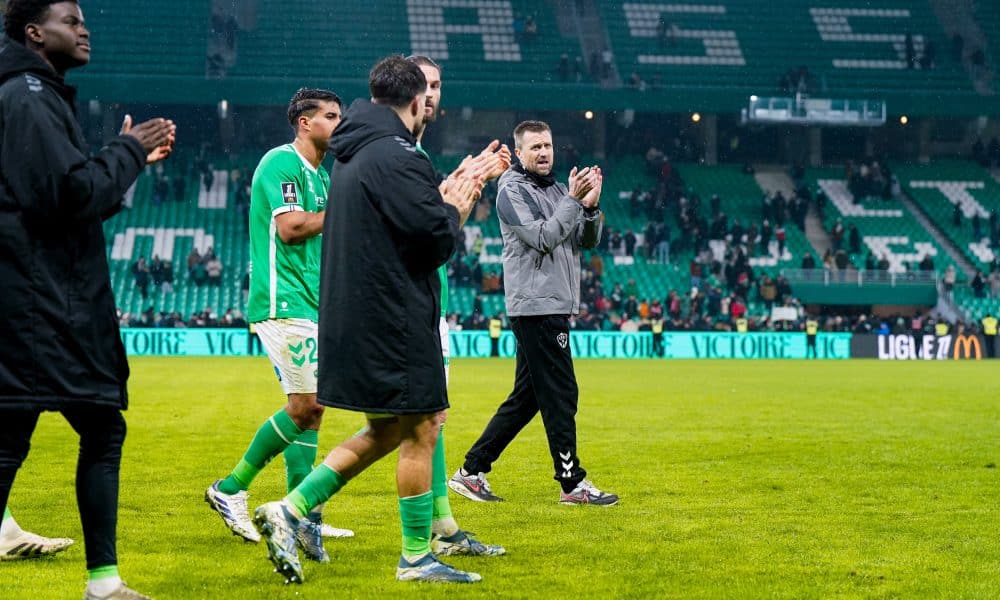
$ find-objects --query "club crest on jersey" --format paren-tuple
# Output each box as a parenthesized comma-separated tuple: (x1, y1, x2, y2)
(281, 182, 298, 204)
(557, 333, 568, 349)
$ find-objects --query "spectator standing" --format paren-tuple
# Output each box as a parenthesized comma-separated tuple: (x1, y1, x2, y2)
(132, 257, 150, 299)
(173, 172, 186, 202)
(205, 255, 223, 285)
(187, 247, 203, 278)
(848, 224, 861, 255)
(972, 270, 986, 298)
(624, 229, 637, 257)
(161, 260, 174, 294)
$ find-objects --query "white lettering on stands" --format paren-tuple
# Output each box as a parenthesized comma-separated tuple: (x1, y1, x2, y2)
(817, 179, 903, 217)
(111, 228, 215, 261)
(863, 236, 937, 274)
(810, 8, 921, 69)
(908, 181, 988, 218)
(407, 0, 520, 62)
(623, 3, 746, 66)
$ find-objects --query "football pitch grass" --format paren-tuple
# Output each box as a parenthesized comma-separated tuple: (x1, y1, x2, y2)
(3, 358, 998, 599)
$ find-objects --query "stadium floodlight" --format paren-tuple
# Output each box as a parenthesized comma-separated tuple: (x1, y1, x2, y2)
(218, 99, 229, 120)
(741, 94, 886, 127)
(900, 115, 909, 125)
(691, 112, 702, 123)
(584, 110, 594, 120)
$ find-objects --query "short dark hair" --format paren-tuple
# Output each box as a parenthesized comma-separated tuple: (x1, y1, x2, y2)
(286, 88, 342, 128)
(4, 0, 75, 44)
(513, 120, 552, 149)
(405, 54, 443, 75)
(369, 55, 426, 109)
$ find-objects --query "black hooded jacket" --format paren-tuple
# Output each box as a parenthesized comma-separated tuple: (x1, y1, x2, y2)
(0, 37, 146, 410)
(317, 99, 461, 414)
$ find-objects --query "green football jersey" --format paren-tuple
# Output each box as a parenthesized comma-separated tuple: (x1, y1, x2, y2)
(247, 144, 329, 323)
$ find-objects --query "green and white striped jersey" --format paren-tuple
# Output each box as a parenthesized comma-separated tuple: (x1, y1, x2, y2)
(247, 144, 328, 323)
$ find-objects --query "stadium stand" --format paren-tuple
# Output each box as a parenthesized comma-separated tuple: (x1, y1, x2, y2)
(105, 163, 247, 321)
(598, 0, 980, 113)
(803, 166, 961, 276)
(895, 160, 1000, 273)
(15, 0, 989, 114)
(78, 0, 211, 77)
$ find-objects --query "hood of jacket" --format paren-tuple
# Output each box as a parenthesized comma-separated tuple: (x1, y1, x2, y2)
(0, 36, 76, 104)
(330, 98, 416, 162)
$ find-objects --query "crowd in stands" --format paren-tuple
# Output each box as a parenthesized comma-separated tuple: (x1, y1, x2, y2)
(117, 306, 247, 329)
(131, 247, 224, 298)
(842, 159, 900, 202)
(131, 256, 174, 299)
(187, 247, 224, 286)
(440, 149, 998, 333)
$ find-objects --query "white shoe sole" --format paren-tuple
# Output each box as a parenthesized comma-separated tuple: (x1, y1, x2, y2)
(447, 479, 491, 502)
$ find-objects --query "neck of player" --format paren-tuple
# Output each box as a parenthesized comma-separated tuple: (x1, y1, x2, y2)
(292, 137, 324, 169)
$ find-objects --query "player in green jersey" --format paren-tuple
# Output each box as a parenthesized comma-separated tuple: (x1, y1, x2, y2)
(407, 55, 511, 557)
(206, 89, 352, 560)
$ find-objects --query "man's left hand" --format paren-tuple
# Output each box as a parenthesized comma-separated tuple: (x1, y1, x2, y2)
(120, 114, 176, 164)
(580, 166, 603, 209)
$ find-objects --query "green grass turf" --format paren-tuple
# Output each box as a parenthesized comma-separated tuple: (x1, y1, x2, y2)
(2, 358, 999, 599)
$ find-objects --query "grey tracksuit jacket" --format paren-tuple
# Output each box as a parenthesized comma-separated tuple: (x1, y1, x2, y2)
(495, 167, 604, 317)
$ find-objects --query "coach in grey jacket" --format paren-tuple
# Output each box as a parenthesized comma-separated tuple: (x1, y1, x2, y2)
(451, 121, 619, 506)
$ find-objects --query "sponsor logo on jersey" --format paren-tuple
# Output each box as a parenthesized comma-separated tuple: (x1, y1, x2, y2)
(281, 182, 298, 204)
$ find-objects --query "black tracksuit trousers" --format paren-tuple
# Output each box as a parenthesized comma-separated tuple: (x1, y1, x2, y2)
(463, 315, 586, 493)
(0, 408, 126, 569)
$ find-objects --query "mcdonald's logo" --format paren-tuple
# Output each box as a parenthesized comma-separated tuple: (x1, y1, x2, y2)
(952, 335, 982, 360)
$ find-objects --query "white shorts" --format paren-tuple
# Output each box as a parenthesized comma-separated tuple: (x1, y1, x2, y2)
(254, 318, 318, 395)
(440, 317, 450, 385)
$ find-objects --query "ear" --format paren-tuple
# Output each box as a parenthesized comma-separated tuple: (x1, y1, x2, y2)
(514, 147, 523, 162)
(25, 23, 44, 45)
(410, 96, 422, 117)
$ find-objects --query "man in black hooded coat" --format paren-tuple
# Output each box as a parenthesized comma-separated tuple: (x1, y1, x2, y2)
(252, 56, 486, 585)
(0, 2, 174, 597)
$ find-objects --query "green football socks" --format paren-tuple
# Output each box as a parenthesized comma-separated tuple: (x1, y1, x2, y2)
(218, 409, 302, 494)
(88, 565, 119, 580)
(283, 429, 319, 492)
(286, 463, 346, 518)
(431, 425, 460, 536)
(399, 491, 434, 560)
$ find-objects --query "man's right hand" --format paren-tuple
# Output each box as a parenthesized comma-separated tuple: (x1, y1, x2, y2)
(122, 117, 176, 158)
(568, 166, 597, 201)
(440, 175, 480, 227)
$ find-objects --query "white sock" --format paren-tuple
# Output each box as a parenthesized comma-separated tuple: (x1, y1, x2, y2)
(0, 513, 21, 539)
(86, 576, 123, 598)
(432, 516, 460, 537)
